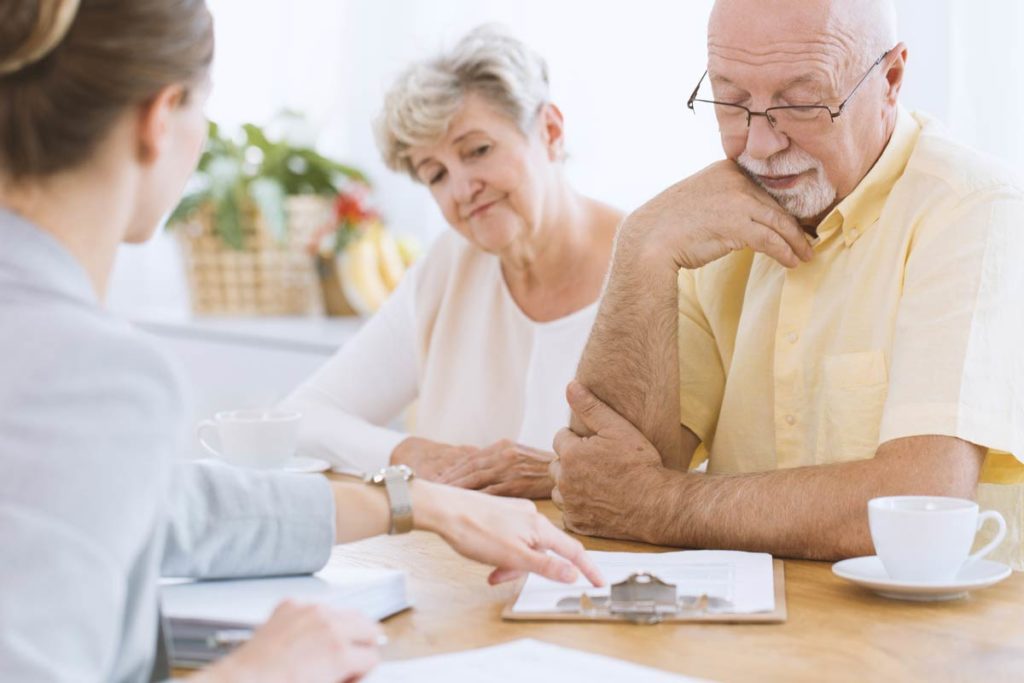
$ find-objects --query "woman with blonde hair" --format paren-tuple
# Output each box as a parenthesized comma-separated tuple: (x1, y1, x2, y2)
(0, 3, 600, 682)
(285, 26, 622, 498)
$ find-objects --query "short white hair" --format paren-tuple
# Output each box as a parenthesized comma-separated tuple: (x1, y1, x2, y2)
(374, 25, 550, 179)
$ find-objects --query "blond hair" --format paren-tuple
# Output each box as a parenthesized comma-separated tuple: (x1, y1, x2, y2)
(0, 0, 79, 76)
(374, 25, 550, 180)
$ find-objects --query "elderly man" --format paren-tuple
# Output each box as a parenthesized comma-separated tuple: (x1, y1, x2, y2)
(552, 0, 1024, 562)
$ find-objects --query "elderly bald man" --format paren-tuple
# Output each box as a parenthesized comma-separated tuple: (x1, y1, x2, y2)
(552, 0, 1024, 561)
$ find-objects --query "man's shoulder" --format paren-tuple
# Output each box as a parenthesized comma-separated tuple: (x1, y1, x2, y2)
(904, 112, 1023, 201)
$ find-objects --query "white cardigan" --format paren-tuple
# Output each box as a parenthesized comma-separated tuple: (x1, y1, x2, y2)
(283, 231, 599, 474)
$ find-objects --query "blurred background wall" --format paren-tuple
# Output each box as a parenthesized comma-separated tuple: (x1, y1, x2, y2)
(107, 0, 1024, 314)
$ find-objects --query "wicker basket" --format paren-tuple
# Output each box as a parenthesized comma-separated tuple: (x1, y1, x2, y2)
(175, 195, 333, 316)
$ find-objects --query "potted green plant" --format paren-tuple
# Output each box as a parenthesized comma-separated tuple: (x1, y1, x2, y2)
(168, 118, 374, 315)
(170, 119, 368, 249)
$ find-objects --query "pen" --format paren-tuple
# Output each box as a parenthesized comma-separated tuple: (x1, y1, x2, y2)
(208, 629, 389, 649)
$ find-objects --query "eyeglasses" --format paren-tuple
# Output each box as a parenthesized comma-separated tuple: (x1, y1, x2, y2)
(686, 49, 890, 136)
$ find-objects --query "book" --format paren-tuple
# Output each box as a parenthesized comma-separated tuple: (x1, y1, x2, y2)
(160, 551, 408, 667)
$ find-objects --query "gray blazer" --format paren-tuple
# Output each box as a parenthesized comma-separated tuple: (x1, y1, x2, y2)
(0, 209, 336, 682)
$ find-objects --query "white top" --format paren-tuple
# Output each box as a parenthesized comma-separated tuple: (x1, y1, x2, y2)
(283, 231, 599, 474)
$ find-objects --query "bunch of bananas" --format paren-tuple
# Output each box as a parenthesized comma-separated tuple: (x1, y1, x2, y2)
(337, 221, 420, 315)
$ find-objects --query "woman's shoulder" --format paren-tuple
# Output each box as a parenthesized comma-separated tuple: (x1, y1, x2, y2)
(7, 298, 184, 421)
(586, 197, 626, 237)
(402, 230, 504, 354)
(416, 229, 486, 271)
(409, 230, 495, 304)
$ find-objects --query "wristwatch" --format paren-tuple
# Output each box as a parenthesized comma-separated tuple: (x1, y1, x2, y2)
(364, 464, 416, 534)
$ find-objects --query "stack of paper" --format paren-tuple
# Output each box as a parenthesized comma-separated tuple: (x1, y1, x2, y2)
(512, 550, 775, 615)
(364, 639, 708, 682)
(160, 559, 407, 667)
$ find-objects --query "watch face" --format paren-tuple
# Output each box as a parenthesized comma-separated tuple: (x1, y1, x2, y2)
(367, 465, 414, 485)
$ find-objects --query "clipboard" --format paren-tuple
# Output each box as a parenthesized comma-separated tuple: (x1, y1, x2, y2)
(502, 559, 786, 624)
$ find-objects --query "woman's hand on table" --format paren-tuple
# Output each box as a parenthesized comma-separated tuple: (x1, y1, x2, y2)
(437, 439, 555, 498)
(390, 436, 478, 481)
(195, 601, 383, 683)
(412, 479, 604, 587)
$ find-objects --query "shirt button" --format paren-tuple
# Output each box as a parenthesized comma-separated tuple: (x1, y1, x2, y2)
(786, 332, 799, 344)
(849, 227, 860, 239)
(784, 414, 797, 426)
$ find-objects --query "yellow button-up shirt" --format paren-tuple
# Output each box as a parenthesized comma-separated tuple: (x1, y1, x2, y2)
(678, 108, 1024, 493)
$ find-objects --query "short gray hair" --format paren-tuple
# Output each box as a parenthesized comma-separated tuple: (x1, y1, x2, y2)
(374, 25, 550, 179)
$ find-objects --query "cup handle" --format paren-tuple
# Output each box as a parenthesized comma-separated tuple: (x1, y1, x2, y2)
(196, 420, 223, 459)
(967, 509, 1007, 564)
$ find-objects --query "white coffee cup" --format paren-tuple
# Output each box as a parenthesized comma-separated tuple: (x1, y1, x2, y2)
(868, 496, 1006, 583)
(196, 410, 302, 469)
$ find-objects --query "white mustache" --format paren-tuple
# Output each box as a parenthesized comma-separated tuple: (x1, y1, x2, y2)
(735, 147, 837, 219)
(737, 148, 821, 179)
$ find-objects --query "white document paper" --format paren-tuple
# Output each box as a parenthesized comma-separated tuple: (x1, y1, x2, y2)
(512, 550, 774, 615)
(363, 639, 709, 682)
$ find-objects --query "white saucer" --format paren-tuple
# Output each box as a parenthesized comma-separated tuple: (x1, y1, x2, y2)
(832, 556, 1011, 601)
(281, 456, 331, 474)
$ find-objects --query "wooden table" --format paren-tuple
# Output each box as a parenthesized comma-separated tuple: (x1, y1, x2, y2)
(326, 497, 1024, 682)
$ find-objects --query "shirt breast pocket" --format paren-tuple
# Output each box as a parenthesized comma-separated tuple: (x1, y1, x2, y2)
(816, 351, 889, 464)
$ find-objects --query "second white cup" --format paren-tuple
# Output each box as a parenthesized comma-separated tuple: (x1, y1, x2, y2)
(196, 409, 302, 469)
(868, 496, 1006, 583)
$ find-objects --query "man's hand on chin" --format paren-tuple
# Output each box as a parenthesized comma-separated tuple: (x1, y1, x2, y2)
(617, 159, 812, 272)
(552, 380, 673, 542)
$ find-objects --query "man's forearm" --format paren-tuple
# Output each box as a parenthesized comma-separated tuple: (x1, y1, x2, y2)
(574, 235, 686, 468)
(635, 437, 985, 560)
(641, 463, 879, 559)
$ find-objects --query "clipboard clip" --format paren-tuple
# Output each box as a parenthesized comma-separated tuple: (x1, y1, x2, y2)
(556, 571, 733, 624)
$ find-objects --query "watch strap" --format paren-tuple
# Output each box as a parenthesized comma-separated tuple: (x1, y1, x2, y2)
(383, 468, 414, 534)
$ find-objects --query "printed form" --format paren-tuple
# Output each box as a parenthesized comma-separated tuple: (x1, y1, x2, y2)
(512, 550, 776, 615)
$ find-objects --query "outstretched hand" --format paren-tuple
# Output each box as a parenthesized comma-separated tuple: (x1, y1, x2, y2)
(414, 479, 604, 587)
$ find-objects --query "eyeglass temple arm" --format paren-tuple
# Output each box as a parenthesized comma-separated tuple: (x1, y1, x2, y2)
(687, 71, 708, 111)
(835, 48, 891, 117)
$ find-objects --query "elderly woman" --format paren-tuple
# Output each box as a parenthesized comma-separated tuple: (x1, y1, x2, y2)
(284, 26, 621, 498)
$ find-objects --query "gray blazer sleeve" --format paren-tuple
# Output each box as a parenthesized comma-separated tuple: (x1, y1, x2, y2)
(161, 460, 336, 579)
